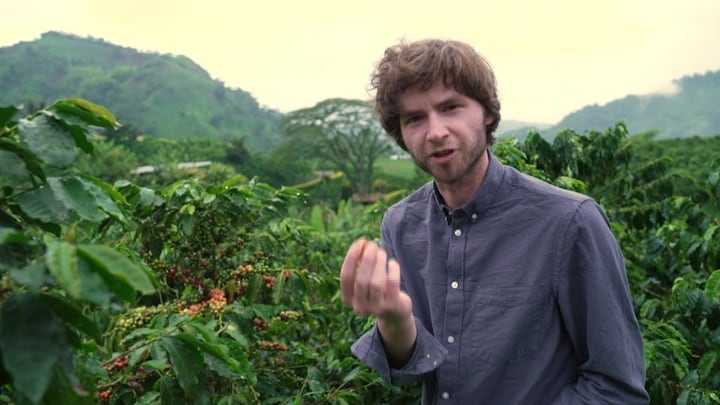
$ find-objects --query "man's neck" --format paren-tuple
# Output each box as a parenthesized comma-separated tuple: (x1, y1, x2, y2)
(435, 152, 489, 210)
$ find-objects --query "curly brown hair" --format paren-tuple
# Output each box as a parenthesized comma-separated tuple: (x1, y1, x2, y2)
(371, 39, 501, 151)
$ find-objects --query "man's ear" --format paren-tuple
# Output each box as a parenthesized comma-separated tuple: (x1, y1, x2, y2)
(484, 114, 494, 126)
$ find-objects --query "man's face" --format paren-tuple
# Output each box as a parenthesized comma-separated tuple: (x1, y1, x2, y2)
(398, 81, 492, 188)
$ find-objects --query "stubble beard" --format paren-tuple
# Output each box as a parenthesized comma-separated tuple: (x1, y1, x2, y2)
(413, 128, 487, 188)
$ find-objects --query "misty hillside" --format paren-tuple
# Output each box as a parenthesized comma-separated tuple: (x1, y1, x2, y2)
(498, 70, 720, 141)
(0, 31, 283, 152)
(3, 31, 719, 149)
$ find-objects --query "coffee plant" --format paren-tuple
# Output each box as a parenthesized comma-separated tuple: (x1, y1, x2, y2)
(1, 100, 718, 404)
(0, 99, 158, 404)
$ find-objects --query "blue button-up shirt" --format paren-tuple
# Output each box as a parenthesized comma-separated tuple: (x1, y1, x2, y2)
(351, 152, 648, 404)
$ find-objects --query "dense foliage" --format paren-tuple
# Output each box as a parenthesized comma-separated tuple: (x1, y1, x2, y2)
(1, 100, 719, 404)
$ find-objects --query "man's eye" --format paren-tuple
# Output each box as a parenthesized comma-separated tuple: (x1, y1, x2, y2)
(404, 115, 421, 125)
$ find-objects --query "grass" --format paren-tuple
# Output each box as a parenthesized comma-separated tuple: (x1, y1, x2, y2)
(374, 156, 416, 179)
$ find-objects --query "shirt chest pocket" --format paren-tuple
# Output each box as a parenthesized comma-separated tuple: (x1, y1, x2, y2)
(463, 286, 548, 366)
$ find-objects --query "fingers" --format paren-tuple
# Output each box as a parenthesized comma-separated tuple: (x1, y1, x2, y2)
(339, 238, 368, 305)
(364, 248, 387, 308)
(339, 239, 403, 318)
(353, 241, 379, 312)
(385, 258, 401, 300)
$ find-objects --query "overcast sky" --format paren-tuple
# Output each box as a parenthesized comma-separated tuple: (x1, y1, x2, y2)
(2, 0, 719, 124)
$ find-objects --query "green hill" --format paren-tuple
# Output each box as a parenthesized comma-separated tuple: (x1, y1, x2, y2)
(499, 70, 720, 140)
(496, 119, 552, 140)
(0, 31, 283, 152)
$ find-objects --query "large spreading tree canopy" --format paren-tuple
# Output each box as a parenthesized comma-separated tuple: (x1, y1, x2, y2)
(282, 98, 394, 195)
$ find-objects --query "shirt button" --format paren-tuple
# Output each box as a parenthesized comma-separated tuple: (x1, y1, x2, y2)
(471, 213, 478, 221)
(454, 229, 462, 237)
(447, 336, 455, 343)
(441, 392, 450, 400)
(450, 281, 459, 289)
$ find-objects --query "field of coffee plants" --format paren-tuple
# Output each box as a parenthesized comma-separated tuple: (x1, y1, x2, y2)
(0, 100, 718, 404)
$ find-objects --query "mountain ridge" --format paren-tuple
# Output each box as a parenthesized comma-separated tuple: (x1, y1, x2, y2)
(2, 31, 719, 147)
(0, 31, 283, 152)
(499, 69, 720, 140)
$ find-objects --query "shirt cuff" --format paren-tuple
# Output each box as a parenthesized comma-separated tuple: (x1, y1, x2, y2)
(351, 316, 448, 386)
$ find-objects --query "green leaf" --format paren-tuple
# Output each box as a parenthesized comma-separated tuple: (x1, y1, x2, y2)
(160, 336, 203, 396)
(221, 175, 248, 188)
(246, 273, 262, 302)
(0, 139, 46, 181)
(39, 292, 102, 343)
(75, 255, 114, 306)
(342, 366, 361, 383)
(48, 98, 118, 129)
(677, 390, 689, 405)
(222, 322, 249, 348)
(81, 174, 128, 205)
(114, 244, 160, 289)
(36, 253, 106, 315)
(78, 248, 135, 303)
(9, 261, 48, 292)
(0, 293, 64, 404)
(149, 341, 169, 365)
(76, 244, 156, 302)
(46, 241, 81, 299)
(135, 392, 161, 405)
(703, 224, 719, 243)
(0, 150, 30, 181)
(47, 177, 108, 222)
(706, 270, 720, 303)
(697, 351, 717, 383)
(271, 271, 286, 305)
(66, 125, 94, 154)
(174, 332, 243, 379)
(77, 175, 127, 223)
(141, 360, 170, 371)
(16, 185, 70, 223)
(18, 115, 78, 168)
(122, 327, 159, 344)
(0, 105, 18, 128)
(183, 321, 215, 342)
(0, 227, 27, 244)
(43, 362, 95, 405)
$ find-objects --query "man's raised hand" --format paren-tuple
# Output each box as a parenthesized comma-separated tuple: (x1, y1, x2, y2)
(339, 239, 412, 323)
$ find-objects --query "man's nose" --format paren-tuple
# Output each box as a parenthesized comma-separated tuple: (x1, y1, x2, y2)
(426, 113, 448, 141)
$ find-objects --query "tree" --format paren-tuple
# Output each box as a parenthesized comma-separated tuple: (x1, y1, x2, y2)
(282, 99, 393, 195)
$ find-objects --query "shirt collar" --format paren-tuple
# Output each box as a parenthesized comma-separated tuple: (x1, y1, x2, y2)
(432, 150, 505, 223)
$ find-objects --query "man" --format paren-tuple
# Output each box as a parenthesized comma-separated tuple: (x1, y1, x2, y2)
(339, 39, 649, 404)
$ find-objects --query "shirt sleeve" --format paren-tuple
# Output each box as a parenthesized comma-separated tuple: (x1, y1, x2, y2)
(349, 205, 448, 386)
(552, 200, 649, 404)
(350, 316, 448, 386)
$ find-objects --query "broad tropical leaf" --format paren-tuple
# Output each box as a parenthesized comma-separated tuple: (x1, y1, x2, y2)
(160, 336, 203, 396)
(77, 244, 156, 300)
(39, 292, 102, 343)
(0, 293, 65, 404)
(18, 115, 78, 168)
(48, 98, 118, 129)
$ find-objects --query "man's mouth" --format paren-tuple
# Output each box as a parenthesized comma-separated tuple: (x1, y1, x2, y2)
(431, 149, 455, 158)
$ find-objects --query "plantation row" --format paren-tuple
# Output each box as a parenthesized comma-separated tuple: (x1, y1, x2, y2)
(0, 100, 719, 404)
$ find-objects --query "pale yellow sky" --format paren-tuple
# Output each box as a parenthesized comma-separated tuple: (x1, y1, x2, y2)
(1, 0, 719, 124)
